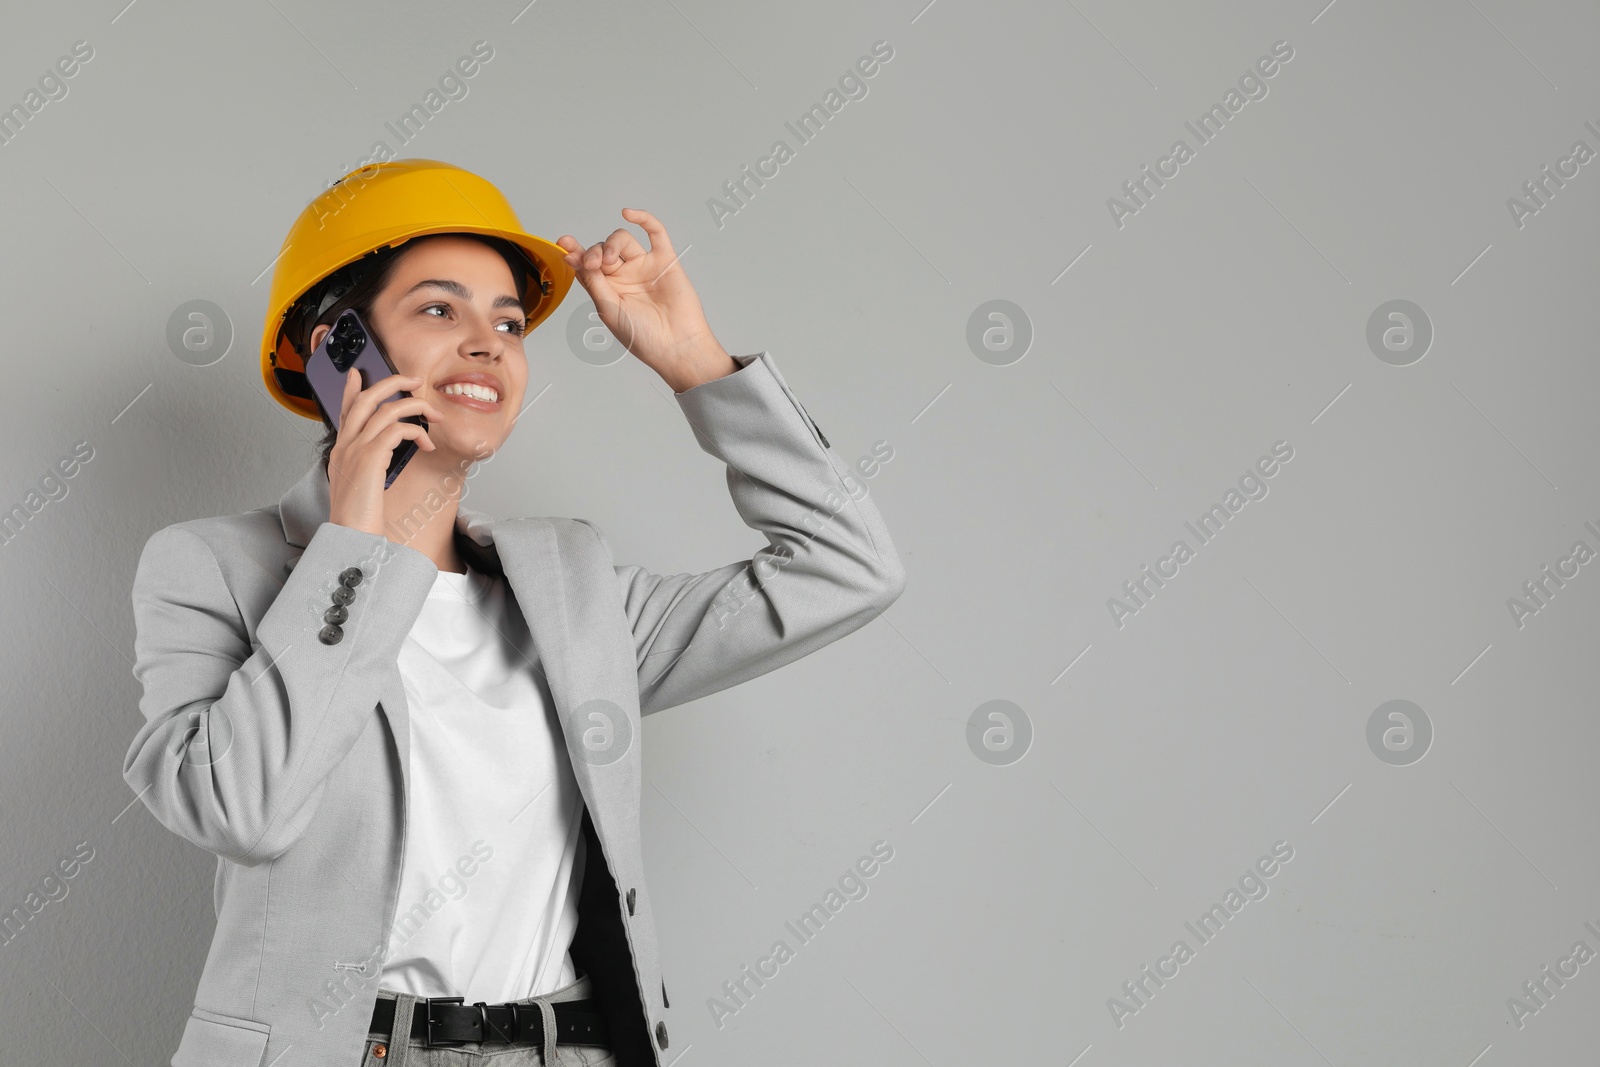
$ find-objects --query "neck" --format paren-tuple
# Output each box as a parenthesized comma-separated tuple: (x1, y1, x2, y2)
(372, 450, 478, 574)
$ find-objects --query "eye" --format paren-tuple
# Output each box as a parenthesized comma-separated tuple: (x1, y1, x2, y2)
(421, 303, 527, 336)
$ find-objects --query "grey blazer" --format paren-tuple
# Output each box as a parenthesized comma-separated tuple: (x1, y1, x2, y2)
(124, 351, 905, 1067)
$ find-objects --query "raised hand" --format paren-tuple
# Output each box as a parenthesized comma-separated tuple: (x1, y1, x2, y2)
(556, 209, 736, 393)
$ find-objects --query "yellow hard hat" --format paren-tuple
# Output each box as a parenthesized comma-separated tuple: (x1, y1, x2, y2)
(260, 158, 575, 420)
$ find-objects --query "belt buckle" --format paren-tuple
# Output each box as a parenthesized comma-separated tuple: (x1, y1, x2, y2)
(424, 996, 468, 1048)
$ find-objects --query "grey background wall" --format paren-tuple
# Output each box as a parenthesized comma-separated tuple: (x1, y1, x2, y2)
(2, 0, 1596, 1063)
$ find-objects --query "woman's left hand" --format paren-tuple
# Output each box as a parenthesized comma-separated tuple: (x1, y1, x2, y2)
(556, 209, 736, 393)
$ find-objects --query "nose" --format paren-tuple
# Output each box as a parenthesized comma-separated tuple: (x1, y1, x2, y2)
(461, 320, 505, 360)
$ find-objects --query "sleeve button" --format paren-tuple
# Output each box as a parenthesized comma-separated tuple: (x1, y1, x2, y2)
(318, 623, 344, 645)
(626, 887, 636, 915)
(332, 585, 356, 606)
(654, 1021, 668, 1048)
(339, 567, 364, 587)
(323, 604, 348, 625)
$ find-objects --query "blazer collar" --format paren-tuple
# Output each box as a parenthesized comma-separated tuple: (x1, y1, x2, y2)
(276, 458, 508, 575)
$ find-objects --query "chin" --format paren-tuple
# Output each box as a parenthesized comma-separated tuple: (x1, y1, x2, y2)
(448, 436, 502, 464)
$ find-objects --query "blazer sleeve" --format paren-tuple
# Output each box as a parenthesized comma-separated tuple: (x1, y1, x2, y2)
(586, 351, 907, 717)
(123, 520, 438, 866)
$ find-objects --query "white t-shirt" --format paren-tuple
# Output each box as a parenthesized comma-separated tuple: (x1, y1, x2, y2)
(379, 561, 587, 1004)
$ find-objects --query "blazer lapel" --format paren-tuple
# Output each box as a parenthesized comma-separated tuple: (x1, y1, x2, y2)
(484, 517, 604, 815)
(452, 501, 640, 851)
(453, 508, 605, 816)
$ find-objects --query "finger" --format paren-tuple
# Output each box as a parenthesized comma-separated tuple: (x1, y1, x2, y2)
(375, 394, 445, 424)
(568, 241, 605, 282)
(358, 398, 434, 445)
(557, 235, 594, 270)
(571, 251, 617, 309)
(579, 266, 617, 310)
(375, 420, 434, 454)
(621, 208, 673, 258)
(590, 237, 629, 268)
(347, 373, 420, 434)
(601, 228, 647, 265)
(339, 365, 359, 425)
(556, 235, 586, 267)
(336, 366, 382, 432)
(369, 389, 442, 426)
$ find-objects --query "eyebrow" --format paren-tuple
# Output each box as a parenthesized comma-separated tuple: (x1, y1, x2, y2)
(400, 278, 524, 312)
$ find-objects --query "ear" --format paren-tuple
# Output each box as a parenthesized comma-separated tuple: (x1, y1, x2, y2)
(309, 322, 330, 353)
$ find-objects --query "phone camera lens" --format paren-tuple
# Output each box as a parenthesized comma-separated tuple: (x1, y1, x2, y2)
(325, 317, 366, 370)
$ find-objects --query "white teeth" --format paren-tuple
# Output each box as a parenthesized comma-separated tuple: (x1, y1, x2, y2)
(440, 382, 499, 402)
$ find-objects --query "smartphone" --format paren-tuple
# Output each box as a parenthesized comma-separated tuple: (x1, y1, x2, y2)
(305, 308, 425, 489)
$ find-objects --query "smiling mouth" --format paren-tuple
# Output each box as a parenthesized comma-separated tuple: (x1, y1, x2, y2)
(436, 383, 502, 407)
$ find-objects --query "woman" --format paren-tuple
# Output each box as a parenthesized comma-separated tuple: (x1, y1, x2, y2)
(125, 159, 905, 1067)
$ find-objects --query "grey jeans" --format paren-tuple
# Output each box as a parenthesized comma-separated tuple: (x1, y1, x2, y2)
(361, 970, 617, 1066)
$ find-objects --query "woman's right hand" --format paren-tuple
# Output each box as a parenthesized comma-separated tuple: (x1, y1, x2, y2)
(326, 371, 444, 538)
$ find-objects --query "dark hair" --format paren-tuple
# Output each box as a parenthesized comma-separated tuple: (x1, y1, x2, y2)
(288, 233, 535, 478)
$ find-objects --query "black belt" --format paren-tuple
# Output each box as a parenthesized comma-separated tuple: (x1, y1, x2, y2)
(368, 995, 611, 1048)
